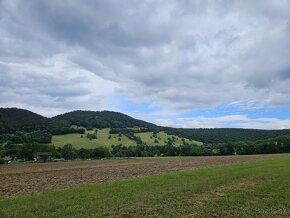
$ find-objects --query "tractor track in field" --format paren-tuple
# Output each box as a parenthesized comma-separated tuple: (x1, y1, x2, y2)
(0, 154, 286, 197)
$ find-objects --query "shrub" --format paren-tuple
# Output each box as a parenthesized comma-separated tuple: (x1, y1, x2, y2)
(91, 147, 111, 159)
(87, 133, 96, 140)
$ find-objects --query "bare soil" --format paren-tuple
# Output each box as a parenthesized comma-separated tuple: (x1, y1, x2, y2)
(0, 154, 286, 197)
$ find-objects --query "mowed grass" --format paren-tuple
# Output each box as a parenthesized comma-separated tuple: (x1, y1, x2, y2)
(0, 156, 289, 217)
(52, 128, 136, 149)
(52, 129, 202, 149)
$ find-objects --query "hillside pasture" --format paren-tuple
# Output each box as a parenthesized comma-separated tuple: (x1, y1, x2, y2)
(52, 128, 202, 149)
(52, 128, 136, 149)
(135, 131, 202, 146)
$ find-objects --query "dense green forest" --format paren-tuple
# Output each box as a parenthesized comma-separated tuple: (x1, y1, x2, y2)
(0, 130, 52, 144)
(0, 108, 156, 135)
(0, 108, 48, 134)
(53, 110, 157, 130)
(162, 127, 290, 143)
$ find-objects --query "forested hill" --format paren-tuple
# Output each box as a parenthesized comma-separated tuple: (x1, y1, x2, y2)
(0, 108, 157, 135)
(162, 127, 290, 143)
(52, 110, 157, 130)
(0, 108, 48, 134)
(1, 107, 290, 143)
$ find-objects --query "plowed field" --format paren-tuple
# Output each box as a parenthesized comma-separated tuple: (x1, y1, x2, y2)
(0, 154, 285, 197)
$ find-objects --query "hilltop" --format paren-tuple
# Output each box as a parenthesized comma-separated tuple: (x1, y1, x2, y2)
(52, 110, 157, 130)
(0, 108, 48, 134)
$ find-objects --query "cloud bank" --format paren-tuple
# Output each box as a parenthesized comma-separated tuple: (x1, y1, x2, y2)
(0, 0, 289, 127)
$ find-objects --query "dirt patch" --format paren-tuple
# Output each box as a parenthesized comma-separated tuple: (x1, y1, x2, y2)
(0, 154, 286, 197)
(193, 178, 261, 207)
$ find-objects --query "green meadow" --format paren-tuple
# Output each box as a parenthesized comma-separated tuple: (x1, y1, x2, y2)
(52, 128, 136, 149)
(135, 131, 202, 146)
(52, 128, 202, 149)
(0, 155, 289, 217)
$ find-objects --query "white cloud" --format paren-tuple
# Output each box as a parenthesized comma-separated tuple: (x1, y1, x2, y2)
(0, 54, 118, 116)
(0, 0, 289, 120)
(175, 115, 290, 129)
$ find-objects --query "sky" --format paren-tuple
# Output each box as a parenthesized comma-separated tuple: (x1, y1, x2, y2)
(0, 0, 290, 129)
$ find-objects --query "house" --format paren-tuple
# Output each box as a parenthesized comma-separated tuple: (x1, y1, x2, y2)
(3, 156, 13, 164)
(36, 152, 52, 163)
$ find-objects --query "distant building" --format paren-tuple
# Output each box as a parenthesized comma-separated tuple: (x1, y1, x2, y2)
(36, 152, 52, 162)
(3, 156, 13, 164)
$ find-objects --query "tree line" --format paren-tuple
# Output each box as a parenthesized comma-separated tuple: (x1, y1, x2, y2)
(0, 143, 110, 163)
(111, 136, 290, 157)
(1, 136, 289, 163)
(0, 130, 52, 144)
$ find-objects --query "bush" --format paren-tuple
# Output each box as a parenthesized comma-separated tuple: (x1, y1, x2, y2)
(61, 144, 77, 160)
(87, 133, 96, 140)
(0, 158, 4, 164)
(91, 147, 111, 159)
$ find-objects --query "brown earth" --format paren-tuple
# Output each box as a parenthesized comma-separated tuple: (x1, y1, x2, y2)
(0, 154, 286, 197)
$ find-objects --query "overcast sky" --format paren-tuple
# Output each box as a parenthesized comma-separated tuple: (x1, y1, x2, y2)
(0, 0, 290, 129)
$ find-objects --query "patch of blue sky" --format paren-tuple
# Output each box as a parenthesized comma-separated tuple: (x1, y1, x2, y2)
(112, 95, 160, 116)
(179, 104, 290, 120)
(112, 96, 290, 128)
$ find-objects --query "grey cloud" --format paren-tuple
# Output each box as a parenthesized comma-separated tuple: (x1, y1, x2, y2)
(0, 0, 289, 114)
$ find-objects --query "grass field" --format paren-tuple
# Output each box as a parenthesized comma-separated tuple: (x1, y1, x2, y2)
(52, 128, 202, 149)
(52, 128, 137, 149)
(0, 155, 289, 217)
(135, 131, 202, 146)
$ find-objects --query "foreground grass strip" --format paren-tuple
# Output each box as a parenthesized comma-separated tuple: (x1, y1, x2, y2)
(0, 156, 289, 217)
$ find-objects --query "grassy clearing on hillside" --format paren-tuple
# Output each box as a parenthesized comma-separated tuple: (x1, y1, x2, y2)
(135, 131, 202, 146)
(52, 128, 202, 149)
(52, 128, 136, 149)
(0, 155, 289, 217)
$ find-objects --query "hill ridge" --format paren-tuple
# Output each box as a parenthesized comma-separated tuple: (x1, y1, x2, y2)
(1, 107, 290, 143)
